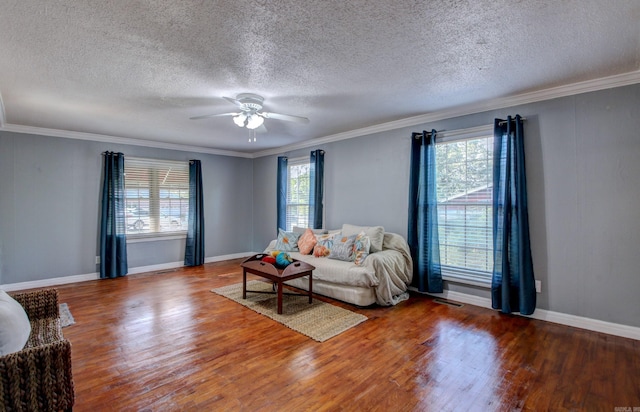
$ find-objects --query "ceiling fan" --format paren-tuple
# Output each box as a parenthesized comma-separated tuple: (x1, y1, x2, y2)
(189, 93, 310, 131)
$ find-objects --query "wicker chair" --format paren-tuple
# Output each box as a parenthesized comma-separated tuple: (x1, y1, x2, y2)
(0, 289, 74, 411)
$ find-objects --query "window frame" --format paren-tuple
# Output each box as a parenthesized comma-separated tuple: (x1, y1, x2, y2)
(435, 125, 494, 287)
(123, 157, 190, 242)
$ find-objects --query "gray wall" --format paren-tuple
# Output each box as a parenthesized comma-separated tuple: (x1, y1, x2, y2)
(253, 84, 640, 328)
(0, 132, 254, 284)
(2, 84, 638, 328)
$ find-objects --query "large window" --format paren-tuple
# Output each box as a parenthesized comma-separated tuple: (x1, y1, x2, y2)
(436, 134, 493, 284)
(124, 157, 190, 237)
(285, 157, 311, 231)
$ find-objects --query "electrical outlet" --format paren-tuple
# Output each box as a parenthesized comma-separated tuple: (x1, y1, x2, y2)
(95, 256, 100, 265)
(535, 280, 541, 293)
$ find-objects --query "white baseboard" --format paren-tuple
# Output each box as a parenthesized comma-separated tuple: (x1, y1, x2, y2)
(0, 252, 255, 292)
(422, 288, 640, 341)
(127, 261, 184, 275)
(0, 272, 101, 292)
(204, 251, 256, 264)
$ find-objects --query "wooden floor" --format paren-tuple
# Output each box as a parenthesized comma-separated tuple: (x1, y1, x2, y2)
(42, 259, 639, 411)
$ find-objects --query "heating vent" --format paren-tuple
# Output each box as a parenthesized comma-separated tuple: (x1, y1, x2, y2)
(434, 298, 463, 308)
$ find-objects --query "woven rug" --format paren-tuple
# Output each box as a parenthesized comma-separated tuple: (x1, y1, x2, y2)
(59, 303, 75, 328)
(211, 280, 367, 342)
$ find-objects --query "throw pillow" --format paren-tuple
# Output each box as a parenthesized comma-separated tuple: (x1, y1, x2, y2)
(313, 232, 338, 258)
(275, 229, 301, 252)
(353, 231, 371, 266)
(313, 244, 330, 257)
(329, 234, 357, 262)
(0, 290, 31, 356)
(297, 228, 317, 255)
(342, 224, 385, 253)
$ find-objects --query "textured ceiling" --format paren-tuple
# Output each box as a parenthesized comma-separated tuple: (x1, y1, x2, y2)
(0, 0, 638, 153)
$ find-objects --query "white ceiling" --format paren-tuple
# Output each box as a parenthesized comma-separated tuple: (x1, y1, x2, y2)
(0, 0, 638, 154)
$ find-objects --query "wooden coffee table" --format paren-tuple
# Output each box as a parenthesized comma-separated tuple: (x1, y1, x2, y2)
(241, 254, 315, 314)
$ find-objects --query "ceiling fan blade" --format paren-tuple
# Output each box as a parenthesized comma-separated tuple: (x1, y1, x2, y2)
(261, 111, 309, 124)
(256, 124, 268, 134)
(223, 96, 243, 108)
(189, 112, 238, 120)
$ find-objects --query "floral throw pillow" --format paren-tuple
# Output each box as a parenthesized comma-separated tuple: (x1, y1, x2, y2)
(313, 244, 331, 257)
(275, 229, 301, 252)
(329, 234, 357, 262)
(353, 231, 371, 266)
(297, 228, 317, 255)
(313, 232, 338, 257)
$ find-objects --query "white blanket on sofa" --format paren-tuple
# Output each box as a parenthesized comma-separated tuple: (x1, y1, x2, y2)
(265, 232, 413, 306)
(366, 232, 414, 305)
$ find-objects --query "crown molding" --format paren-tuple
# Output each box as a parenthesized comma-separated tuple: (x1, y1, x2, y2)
(0, 123, 253, 158)
(1, 70, 638, 159)
(252, 70, 640, 158)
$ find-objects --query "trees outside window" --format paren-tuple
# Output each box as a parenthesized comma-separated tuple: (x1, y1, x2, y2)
(436, 136, 494, 282)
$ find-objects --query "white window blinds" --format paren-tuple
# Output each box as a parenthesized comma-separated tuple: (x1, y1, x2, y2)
(436, 135, 494, 283)
(124, 157, 190, 236)
(286, 157, 311, 231)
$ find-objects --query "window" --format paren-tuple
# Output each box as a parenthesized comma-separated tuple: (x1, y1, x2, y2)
(285, 157, 311, 231)
(124, 157, 190, 237)
(436, 134, 493, 284)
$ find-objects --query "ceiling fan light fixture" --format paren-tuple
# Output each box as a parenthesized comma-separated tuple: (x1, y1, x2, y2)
(190, 94, 308, 138)
(233, 114, 247, 127)
(246, 114, 264, 129)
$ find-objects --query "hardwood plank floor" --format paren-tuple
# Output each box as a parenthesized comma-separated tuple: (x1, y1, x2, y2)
(36, 259, 640, 411)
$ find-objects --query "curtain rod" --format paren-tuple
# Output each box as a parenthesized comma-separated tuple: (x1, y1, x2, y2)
(498, 117, 527, 126)
(412, 129, 444, 139)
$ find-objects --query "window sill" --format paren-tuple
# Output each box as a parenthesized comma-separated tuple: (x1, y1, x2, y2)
(441, 267, 491, 289)
(126, 232, 187, 243)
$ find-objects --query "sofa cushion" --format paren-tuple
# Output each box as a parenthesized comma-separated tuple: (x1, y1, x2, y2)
(275, 229, 301, 252)
(293, 226, 328, 235)
(0, 290, 32, 356)
(287, 251, 378, 288)
(297, 228, 317, 255)
(329, 234, 357, 262)
(342, 224, 385, 253)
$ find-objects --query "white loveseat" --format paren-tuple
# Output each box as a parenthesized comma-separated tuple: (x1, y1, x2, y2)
(265, 225, 413, 306)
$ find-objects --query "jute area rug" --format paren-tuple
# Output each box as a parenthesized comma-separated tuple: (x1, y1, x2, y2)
(211, 280, 367, 342)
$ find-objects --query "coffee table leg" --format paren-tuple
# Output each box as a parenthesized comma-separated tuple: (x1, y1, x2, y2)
(277, 282, 283, 314)
(242, 269, 247, 299)
(309, 274, 313, 304)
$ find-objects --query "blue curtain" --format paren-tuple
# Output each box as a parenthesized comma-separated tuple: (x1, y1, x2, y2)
(308, 149, 325, 229)
(99, 152, 128, 279)
(277, 156, 288, 233)
(185, 160, 205, 266)
(407, 130, 443, 293)
(491, 115, 536, 315)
